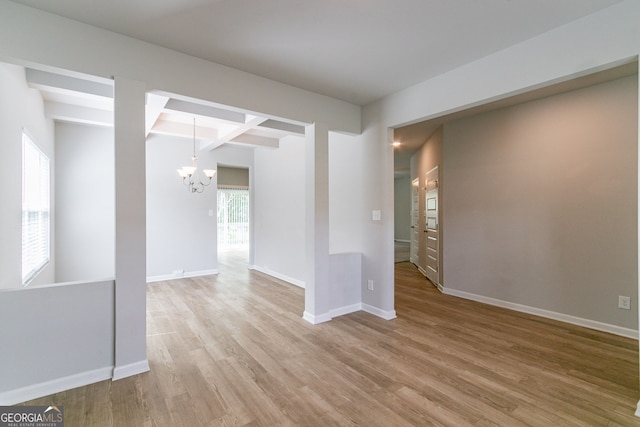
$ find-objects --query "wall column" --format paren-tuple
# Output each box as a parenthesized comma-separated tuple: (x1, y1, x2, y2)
(113, 76, 149, 379)
(303, 122, 331, 323)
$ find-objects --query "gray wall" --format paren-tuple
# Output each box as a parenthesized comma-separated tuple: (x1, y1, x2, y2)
(442, 75, 638, 329)
(394, 174, 411, 241)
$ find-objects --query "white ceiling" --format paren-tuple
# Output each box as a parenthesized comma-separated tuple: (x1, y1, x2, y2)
(11, 0, 622, 106)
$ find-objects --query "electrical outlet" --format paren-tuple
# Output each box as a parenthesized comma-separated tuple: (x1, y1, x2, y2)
(618, 295, 631, 310)
(367, 279, 374, 291)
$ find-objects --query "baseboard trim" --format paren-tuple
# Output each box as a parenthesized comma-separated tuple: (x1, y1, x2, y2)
(443, 288, 639, 339)
(303, 303, 396, 324)
(0, 366, 113, 405)
(330, 303, 362, 318)
(147, 269, 219, 283)
(362, 304, 397, 320)
(302, 311, 332, 324)
(250, 265, 305, 288)
(112, 360, 150, 381)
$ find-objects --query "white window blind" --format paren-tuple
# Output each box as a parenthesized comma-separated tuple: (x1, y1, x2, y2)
(22, 131, 50, 284)
(217, 186, 249, 248)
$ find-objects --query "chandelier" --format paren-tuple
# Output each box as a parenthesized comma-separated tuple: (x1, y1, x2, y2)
(177, 118, 216, 193)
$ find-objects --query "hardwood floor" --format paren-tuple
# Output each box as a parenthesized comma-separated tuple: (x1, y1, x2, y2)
(24, 253, 640, 426)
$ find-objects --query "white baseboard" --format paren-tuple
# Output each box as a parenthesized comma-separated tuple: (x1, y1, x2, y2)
(303, 303, 398, 324)
(443, 288, 639, 339)
(112, 359, 150, 381)
(330, 303, 362, 318)
(147, 269, 219, 283)
(302, 311, 332, 324)
(362, 304, 397, 320)
(0, 366, 113, 405)
(250, 265, 305, 288)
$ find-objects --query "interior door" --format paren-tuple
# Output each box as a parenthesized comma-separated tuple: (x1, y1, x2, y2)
(410, 178, 419, 265)
(424, 166, 439, 286)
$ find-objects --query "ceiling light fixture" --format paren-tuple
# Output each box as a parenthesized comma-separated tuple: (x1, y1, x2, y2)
(177, 118, 216, 193)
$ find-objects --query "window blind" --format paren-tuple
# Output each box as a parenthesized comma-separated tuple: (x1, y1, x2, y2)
(22, 132, 50, 284)
(217, 186, 249, 247)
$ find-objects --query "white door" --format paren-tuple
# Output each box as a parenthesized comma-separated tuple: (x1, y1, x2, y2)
(424, 166, 439, 286)
(410, 178, 419, 265)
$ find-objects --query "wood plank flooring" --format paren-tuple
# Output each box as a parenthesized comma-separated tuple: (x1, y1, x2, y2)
(24, 251, 640, 426)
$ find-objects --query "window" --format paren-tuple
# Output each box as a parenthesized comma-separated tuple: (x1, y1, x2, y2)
(22, 131, 50, 284)
(217, 186, 249, 248)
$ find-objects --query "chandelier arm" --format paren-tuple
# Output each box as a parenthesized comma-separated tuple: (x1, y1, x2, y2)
(177, 117, 216, 194)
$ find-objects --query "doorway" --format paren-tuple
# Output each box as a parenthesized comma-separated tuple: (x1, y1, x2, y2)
(217, 166, 250, 267)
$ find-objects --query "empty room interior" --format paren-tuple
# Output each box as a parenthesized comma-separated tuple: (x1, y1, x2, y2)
(0, 0, 639, 425)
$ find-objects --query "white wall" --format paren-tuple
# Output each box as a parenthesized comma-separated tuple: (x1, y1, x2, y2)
(329, 132, 364, 254)
(251, 131, 364, 312)
(443, 75, 638, 331)
(0, 62, 55, 288)
(146, 134, 219, 279)
(253, 136, 306, 284)
(55, 122, 114, 282)
(0, 279, 115, 404)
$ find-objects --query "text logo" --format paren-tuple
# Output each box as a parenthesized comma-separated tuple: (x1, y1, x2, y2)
(0, 405, 64, 427)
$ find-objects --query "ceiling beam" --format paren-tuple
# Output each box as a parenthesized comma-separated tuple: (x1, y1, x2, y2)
(228, 133, 279, 149)
(202, 115, 269, 151)
(44, 101, 112, 126)
(145, 93, 169, 137)
(164, 99, 245, 123)
(26, 68, 113, 98)
(149, 120, 218, 144)
(259, 119, 305, 134)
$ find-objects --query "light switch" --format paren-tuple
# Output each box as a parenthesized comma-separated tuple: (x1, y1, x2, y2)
(208, 209, 214, 217)
(372, 210, 381, 221)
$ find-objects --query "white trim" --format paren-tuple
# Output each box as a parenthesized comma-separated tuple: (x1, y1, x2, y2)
(394, 239, 411, 243)
(443, 288, 639, 339)
(414, 264, 443, 291)
(112, 359, 150, 381)
(303, 304, 397, 324)
(0, 366, 113, 405)
(635, 400, 640, 418)
(146, 269, 219, 283)
(302, 311, 332, 324)
(330, 303, 362, 318)
(249, 265, 305, 288)
(417, 265, 428, 277)
(362, 304, 397, 320)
